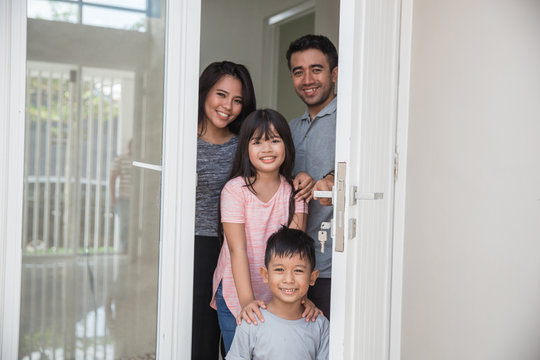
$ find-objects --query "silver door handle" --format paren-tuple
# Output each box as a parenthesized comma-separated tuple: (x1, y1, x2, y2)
(313, 190, 383, 202)
(313, 163, 383, 254)
(352, 187, 383, 202)
(313, 190, 333, 199)
(132, 161, 162, 172)
(356, 193, 383, 200)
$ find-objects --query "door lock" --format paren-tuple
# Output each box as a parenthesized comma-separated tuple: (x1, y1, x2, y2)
(312, 162, 384, 253)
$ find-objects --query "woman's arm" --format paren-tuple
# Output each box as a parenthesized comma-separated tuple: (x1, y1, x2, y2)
(223, 222, 266, 325)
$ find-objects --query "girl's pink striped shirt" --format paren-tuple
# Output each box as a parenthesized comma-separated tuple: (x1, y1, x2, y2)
(211, 175, 308, 317)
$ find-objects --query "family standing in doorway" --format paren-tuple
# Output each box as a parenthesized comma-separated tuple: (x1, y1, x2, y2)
(192, 34, 338, 360)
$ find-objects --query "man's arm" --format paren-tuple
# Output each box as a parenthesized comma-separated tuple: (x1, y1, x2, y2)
(293, 171, 315, 202)
(109, 169, 119, 205)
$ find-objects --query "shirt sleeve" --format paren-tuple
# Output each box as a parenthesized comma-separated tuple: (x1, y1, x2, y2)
(317, 317, 330, 360)
(112, 156, 121, 172)
(225, 323, 252, 360)
(221, 179, 245, 224)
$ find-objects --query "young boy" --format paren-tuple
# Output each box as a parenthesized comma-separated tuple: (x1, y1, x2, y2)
(226, 227, 329, 360)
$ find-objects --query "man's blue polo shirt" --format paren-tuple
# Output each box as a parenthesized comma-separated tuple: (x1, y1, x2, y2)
(289, 97, 336, 278)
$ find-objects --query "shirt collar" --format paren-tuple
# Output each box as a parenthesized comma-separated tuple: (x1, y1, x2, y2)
(300, 96, 338, 122)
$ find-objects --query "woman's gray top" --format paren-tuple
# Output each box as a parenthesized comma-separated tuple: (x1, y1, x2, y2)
(195, 136, 238, 236)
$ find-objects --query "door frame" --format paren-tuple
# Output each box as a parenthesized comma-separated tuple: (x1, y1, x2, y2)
(156, 0, 200, 357)
(389, 0, 413, 357)
(0, 0, 201, 358)
(0, 0, 26, 357)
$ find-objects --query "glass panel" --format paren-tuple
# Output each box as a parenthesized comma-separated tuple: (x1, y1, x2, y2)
(27, 0, 78, 23)
(83, 0, 147, 11)
(19, 1, 166, 358)
(82, 6, 147, 32)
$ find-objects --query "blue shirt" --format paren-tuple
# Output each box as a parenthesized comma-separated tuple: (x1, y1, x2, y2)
(289, 97, 336, 278)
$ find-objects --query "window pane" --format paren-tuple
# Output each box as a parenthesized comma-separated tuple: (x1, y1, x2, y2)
(20, 0, 167, 358)
(27, 0, 78, 23)
(83, 0, 147, 11)
(83, 6, 147, 32)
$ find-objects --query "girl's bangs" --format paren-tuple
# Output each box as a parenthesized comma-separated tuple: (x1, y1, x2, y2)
(251, 118, 280, 140)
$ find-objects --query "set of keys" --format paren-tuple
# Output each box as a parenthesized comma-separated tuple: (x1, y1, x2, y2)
(318, 221, 332, 253)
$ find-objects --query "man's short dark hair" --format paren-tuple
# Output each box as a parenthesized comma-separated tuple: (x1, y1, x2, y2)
(286, 34, 338, 71)
(265, 227, 316, 271)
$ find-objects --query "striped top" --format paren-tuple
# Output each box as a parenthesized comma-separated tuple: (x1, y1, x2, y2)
(112, 154, 132, 199)
(211, 175, 308, 317)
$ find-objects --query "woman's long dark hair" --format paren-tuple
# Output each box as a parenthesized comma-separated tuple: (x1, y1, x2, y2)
(198, 61, 256, 136)
(218, 109, 299, 244)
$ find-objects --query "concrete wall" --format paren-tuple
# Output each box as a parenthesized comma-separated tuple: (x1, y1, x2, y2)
(402, 1, 540, 359)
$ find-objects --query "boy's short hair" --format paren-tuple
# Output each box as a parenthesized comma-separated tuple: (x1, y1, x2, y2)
(265, 227, 316, 270)
(285, 34, 338, 71)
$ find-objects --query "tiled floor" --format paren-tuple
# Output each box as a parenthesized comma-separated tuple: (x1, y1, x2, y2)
(18, 253, 159, 360)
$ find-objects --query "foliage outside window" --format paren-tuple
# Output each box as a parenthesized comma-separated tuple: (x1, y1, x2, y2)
(28, 0, 150, 32)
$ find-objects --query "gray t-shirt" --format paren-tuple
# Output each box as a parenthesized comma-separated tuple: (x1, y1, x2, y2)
(289, 97, 337, 278)
(226, 308, 329, 360)
(195, 136, 237, 236)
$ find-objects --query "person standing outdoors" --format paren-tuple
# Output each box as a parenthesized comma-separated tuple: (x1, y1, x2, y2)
(286, 34, 338, 320)
(110, 139, 133, 253)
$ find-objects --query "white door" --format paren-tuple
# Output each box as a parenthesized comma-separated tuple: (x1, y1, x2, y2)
(0, 0, 199, 358)
(329, 0, 412, 358)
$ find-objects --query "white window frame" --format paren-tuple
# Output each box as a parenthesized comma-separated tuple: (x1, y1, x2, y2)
(156, 0, 200, 357)
(1, 0, 27, 357)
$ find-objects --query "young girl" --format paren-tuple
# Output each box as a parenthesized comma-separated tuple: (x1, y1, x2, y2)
(211, 109, 319, 353)
(193, 61, 256, 359)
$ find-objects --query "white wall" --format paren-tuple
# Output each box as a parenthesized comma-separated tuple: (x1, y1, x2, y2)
(402, 1, 540, 359)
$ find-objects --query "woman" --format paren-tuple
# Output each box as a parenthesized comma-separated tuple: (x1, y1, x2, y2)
(192, 61, 256, 359)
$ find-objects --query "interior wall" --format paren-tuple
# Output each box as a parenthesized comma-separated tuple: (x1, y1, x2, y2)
(314, 0, 339, 47)
(277, 12, 315, 121)
(402, 1, 540, 359)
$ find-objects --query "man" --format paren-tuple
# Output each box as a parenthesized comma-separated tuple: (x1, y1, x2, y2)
(287, 34, 338, 319)
(110, 139, 133, 253)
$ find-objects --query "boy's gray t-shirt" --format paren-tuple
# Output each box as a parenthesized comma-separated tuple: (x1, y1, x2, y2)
(226, 308, 329, 360)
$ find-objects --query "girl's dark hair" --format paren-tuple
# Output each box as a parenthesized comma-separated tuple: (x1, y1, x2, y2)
(198, 61, 256, 136)
(218, 109, 299, 244)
